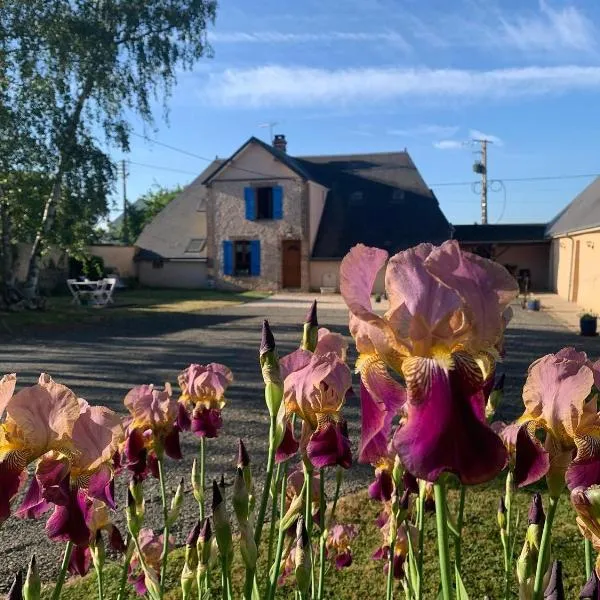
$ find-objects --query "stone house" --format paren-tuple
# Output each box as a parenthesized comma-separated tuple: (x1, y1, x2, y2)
(200, 134, 452, 291)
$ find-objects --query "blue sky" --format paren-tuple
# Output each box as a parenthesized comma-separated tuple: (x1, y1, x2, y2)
(114, 0, 600, 225)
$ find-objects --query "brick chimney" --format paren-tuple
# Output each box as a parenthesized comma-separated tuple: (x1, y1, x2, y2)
(273, 134, 287, 153)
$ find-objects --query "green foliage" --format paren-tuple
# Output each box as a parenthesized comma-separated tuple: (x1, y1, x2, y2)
(109, 184, 183, 243)
(0, 0, 216, 288)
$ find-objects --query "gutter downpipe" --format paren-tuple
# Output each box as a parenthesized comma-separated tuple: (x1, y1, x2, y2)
(566, 234, 575, 301)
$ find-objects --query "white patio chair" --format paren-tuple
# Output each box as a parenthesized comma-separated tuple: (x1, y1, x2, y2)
(66, 279, 81, 305)
(91, 278, 117, 307)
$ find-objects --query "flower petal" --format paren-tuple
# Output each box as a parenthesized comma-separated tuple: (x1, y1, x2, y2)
(523, 353, 595, 442)
(191, 407, 223, 439)
(393, 357, 507, 484)
(307, 421, 352, 470)
(315, 328, 347, 360)
(87, 465, 115, 508)
(385, 243, 463, 353)
(566, 456, 600, 491)
(358, 359, 406, 464)
(72, 403, 123, 472)
(280, 348, 312, 380)
(15, 475, 51, 519)
(335, 552, 353, 569)
(368, 469, 393, 502)
(500, 423, 550, 488)
(7, 375, 80, 454)
(164, 427, 182, 460)
(275, 421, 299, 463)
(36, 455, 70, 506)
(0, 373, 16, 415)
(424, 240, 518, 348)
(340, 244, 402, 359)
(0, 457, 26, 523)
(176, 403, 191, 432)
(46, 488, 91, 546)
(68, 545, 91, 576)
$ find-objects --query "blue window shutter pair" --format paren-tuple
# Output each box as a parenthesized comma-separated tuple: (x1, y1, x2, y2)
(244, 187, 255, 220)
(250, 240, 261, 276)
(222, 241, 233, 275)
(272, 186, 283, 219)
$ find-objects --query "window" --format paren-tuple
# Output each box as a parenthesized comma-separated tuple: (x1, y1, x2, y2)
(185, 238, 206, 253)
(234, 240, 252, 276)
(244, 186, 283, 220)
(256, 187, 274, 219)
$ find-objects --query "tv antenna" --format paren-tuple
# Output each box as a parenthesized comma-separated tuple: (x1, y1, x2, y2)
(258, 122, 278, 143)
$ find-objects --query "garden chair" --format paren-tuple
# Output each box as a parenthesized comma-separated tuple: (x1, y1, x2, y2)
(90, 277, 117, 307)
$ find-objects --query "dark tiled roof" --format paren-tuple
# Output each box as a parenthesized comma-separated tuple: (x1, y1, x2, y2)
(546, 177, 600, 236)
(306, 156, 451, 259)
(452, 223, 548, 244)
(298, 151, 434, 196)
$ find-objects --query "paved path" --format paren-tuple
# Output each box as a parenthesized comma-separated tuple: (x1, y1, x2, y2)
(1, 292, 599, 585)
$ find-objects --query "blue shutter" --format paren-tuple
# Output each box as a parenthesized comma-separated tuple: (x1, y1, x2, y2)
(272, 186, 283, 219)
(223, 240, 233, 275)
(250, 240, 261, 276)
(244, 187, 255, 220)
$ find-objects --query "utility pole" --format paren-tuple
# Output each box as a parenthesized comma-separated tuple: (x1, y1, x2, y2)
(472, 139, 491, 224)
(121, 159, 130, 244)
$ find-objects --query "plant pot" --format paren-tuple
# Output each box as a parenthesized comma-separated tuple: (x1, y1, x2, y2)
(580, 317, 598, 337)
(526, 299, 540, 311)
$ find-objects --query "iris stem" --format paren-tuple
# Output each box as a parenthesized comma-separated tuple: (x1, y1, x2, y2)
(116, 542, 135, 600)
(94, 561, 104, 600)
(330, 467, 344, 525)
(157, 456, 170, 599)
(503, 472, 514, 600)
(317, 468, 326, 600)
(266, 467, 290, 600)
(433, 480, 453, 600)
(386, 526, 397, 600)
(455, 485, 466, 572)
(244, 415, 278, 600)
(199, 436, 206, 520)
(267, 463, 283, 568)
(254, 414, 278, 546)
(416, 483, 425, 600)
(51, 541, 73, 600)
(532, 495, 559, 600)
(303, 462, 315, 596)
(585, 538, 593, 580)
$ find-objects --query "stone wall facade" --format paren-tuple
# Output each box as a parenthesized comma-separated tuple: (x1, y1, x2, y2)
(208, 177, 310, 291)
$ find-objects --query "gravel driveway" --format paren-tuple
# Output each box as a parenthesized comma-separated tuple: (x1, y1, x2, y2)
(1, 293, 599, 586)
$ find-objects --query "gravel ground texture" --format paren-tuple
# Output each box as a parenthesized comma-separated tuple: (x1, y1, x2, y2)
(1, 292, 600, 587)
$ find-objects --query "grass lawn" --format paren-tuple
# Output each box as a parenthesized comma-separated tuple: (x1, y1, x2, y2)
(42, 478, 587, 600)
(0, 289, 268, 333)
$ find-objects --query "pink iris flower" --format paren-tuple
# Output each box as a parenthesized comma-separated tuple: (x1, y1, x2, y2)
(501, 348, 600, 495)
(122, 384, 182, 477)
(340, 241, 518, 484)
(129, 528, 174, 596)
(0, 374, 82, 523)
(68, 499, 126, 576)
(281, 333, 353, 469)
(16, 396, 123, 547)
(177, 363, 233, 438)
(326, 524, 359, 569)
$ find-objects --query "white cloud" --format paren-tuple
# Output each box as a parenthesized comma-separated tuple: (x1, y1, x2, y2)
(499, 1, 596, 53)
(433, 140, 463, 150)
(203, 64, 600, 108)
(388, 124, 459, 137)
(207, 30, 410, 49)
(469, 129, 503, 146)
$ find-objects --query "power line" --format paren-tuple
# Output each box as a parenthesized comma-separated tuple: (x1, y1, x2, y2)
(129, 131, 600, 189)
(127, 160, 198, 176)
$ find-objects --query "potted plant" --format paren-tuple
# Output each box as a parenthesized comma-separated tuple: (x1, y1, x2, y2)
(580, 311, 598, 336)
(526, 295, 540, 311)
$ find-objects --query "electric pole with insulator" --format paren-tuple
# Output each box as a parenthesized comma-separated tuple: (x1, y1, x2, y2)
(121, 159, 130, 244)
(472, 139, 491, 224)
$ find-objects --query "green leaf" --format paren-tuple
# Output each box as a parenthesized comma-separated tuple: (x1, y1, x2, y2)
(455, 564, 470, 600)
